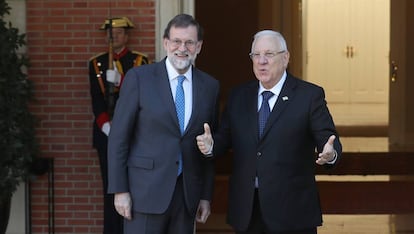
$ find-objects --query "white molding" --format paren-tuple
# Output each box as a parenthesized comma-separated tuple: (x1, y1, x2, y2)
(155, 0, 195, 61)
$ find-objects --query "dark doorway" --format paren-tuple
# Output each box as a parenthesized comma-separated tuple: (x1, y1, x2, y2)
(195, 0, 259, 105)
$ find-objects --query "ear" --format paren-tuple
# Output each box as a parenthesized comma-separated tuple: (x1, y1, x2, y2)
(283, 51, 290, 67)
(195, 40, 203, 54)
(163, 38, 169, 51)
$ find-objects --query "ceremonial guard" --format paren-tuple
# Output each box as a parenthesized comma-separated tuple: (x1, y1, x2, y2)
(88, 17, 149, 234)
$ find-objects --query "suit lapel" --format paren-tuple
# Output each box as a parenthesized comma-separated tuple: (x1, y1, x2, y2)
(185, 67, 202, 135)
(261, 75, 297, 139)
(155, 60, 182, 135)
(244, 82, 261, 143)
(158, 64, 202, 136)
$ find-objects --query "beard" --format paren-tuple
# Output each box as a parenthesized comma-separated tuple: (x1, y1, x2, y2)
(168, 51, 197, 72)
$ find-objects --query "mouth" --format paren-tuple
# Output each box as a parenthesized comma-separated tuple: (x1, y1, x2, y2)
(175, 52, 188, 58)
(257, 68, 269, 76)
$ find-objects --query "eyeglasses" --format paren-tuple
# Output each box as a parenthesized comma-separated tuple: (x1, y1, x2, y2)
(249, 50, 286, 60)
(169, 39, 197, 48)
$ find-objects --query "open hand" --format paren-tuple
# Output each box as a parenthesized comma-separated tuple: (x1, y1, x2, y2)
(316, 135, 336, 165)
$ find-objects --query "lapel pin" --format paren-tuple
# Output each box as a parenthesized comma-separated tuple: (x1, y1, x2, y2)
(282, 96, 289, 101)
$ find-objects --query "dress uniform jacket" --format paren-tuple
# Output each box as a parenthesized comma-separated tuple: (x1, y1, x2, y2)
(89, 48, 149, 149)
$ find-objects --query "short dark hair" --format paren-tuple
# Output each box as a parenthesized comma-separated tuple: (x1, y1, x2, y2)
(163, 14, 204, 41)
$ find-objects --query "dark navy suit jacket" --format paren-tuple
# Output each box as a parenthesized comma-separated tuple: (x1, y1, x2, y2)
(107, 58, 219, 216)
(213, 73, 342, 232)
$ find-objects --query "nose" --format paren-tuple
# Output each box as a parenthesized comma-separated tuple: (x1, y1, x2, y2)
(258, 55, 268, 64)
(177, 42, 188, 51)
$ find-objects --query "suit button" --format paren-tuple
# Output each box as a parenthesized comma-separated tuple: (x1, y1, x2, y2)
(176, 161, 179, 165)
(257, 152, 261, 157)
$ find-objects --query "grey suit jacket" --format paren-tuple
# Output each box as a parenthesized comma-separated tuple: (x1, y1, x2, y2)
(213, 73, 342, 231)
(107, 58, 219, 216)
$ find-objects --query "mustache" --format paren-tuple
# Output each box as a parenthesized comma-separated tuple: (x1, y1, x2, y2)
(174, 52, 189, 56)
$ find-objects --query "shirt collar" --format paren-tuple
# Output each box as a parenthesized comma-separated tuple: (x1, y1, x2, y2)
(258, 71, 287, 97)
(165, 58, 193, 82)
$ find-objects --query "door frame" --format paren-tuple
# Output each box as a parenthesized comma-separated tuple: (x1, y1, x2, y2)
(155, 0, 194, 61)
(389, 0, 413, 151)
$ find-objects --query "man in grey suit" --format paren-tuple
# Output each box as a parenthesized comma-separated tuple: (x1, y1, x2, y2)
(197, 30, 342, 234)
(107, 14, 219, 234)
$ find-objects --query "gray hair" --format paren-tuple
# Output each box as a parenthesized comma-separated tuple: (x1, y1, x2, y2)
(251, 30, 288, 53)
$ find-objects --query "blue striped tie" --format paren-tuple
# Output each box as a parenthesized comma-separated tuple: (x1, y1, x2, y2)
(175, 75, 185, 175)
(258, 91, 274, 137)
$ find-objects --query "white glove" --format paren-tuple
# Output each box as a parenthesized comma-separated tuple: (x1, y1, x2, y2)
(101, 122, 110, 136)
(106, 65, 121, 86)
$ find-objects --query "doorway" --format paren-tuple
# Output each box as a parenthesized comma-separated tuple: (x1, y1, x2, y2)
(303, 0, 390, 127)
(195, 1, 414, 233)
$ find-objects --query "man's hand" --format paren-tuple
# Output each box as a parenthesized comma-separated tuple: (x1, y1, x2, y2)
(195, 200, 210, 223)
(196, 123, 213, 155)
(114, 192, 132, 220)
(316, 135, 337, 165)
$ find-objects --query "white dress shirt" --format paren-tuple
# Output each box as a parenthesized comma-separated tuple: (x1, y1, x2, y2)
(165, 58, 193, 131)
(257, 71, 287, 111)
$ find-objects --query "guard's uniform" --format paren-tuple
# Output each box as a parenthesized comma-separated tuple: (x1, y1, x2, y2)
(89, 48, 148, 148)
(88, 17, 149, 234)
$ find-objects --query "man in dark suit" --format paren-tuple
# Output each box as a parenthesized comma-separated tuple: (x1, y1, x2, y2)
(107, 14, 219, 234)
(197, 30, 342, 234)
(88, 17, 149, 234)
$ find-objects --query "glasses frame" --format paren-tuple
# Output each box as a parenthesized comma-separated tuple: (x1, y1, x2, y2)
(168, 38, 198, 49)
(249, 50, 286, 60)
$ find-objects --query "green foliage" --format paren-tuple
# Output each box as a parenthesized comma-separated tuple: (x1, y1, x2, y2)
(0, 0, 39, 200)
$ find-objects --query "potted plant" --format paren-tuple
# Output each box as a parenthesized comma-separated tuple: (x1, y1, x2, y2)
(0, 0, 40, 233)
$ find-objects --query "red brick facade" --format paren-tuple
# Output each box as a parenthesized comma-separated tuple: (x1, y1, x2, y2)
(26, 1, 156, 233)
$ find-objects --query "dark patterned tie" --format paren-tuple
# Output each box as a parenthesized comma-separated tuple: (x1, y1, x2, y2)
(175, 75, 185, 175)
(258, 91, 274, 137)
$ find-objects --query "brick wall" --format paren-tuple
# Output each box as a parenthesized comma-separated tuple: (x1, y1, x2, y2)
(26, 1, 156, 233)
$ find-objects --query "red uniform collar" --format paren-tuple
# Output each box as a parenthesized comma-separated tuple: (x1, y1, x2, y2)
(113, 47, 128, 60)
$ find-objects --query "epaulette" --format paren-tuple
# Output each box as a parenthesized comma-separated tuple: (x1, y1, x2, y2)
(88, 52, 107, 62)
(132, 51, 148, 58)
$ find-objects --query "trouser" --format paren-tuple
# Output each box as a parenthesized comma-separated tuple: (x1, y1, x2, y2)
(124, 175, 194, 234)
(236, 190, 317, 234)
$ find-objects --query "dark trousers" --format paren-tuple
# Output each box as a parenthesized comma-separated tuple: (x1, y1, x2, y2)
(96, 145, 123, 234)
(236, 190, 317, 234)
(124, 175, 194, 234)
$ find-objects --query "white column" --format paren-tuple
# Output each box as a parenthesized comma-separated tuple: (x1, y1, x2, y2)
(155, 0, 195, 61)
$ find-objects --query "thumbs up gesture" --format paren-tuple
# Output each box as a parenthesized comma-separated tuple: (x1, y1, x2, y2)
(196, 123, 213, 156)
